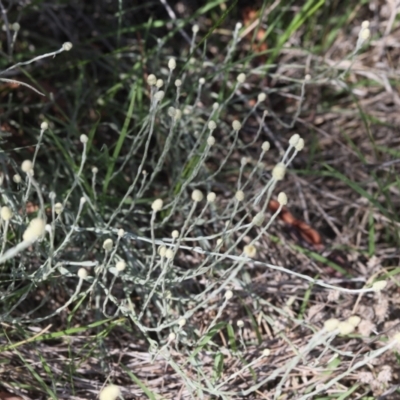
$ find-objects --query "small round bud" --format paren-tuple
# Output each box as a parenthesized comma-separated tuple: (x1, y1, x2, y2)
(171, 230, 179, 239)
(191, 189, 203, 202)
(261, 141, 270, 152)
(232, 120, 242, 131)
(225, 290, 233, 300)
(277, 192, 287, 206)
(361, 20, 370, 29)
(152, 198, 163, 212)
(168, 58, 176, 70)
(289, 133, 300, 147)
(12, 22, 20, 31)
(80, 197, 86, 205)
(99, 384, 121, 400)
(235, 190, 245, 202)
(208, 121, 216, 131)
(295, 138, 304, 151)
(257, 93, 266, 102)
(77, 268, 88, 279)
(21, 160, 33, 173)
(174, 109, 182, 120)
(199, 77, 205, 85)
(347, 315, 361, 327)
(216, 238, 223, 246)
(212, 102, 219, 110)
(40, 121, 48, 130)
(1, 206, 13, 221)
(117, 228, 125, 238)
(237, 320, 244, 328)
(175, 79, 182, 87)
(168, 107, 176, 118)
(207, 192, 216, 203)
(393, 333, 400, 343)
(237, 73, 246, 83)
(207, 136, 215, 146)
(158, 245, 167, 257)
(156, 79, 164, 88)
(372, 280, 387, 292)
(305, 74, 311, 81)
(62, 42, 73, 51)
(80, 134, 88, 144)
(338, 321, 355, 335)
(178, 318, 186, 327)
(165, 249, 174, 260)
(236, 22, 242, 30)
(23, 218, 46, 241)
(116, 260, 126, 272)
(243, 244, 256, 258)
(360, 28, 370, 40)
(103, 238, 113, 251)
(252, 212, 265, 226)
(92, 166, 98, 174)
(272, 162, 286, 181)
(168, 332, 176, 341)
(262, 349, 271, 357)
(192, 24, 199, 33)
(13, 174, 21, 183)
(54, 202, 63, 215)
(324, 318, 339, 332)
(154, 90, 165, 102)
(147, 74, 157, 86)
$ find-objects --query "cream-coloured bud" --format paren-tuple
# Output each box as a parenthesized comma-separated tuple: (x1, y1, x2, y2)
(54, 202, 63, 215)
(168, 332, 176, 341)
(393, 333, 400, 343)
(92, 166, 98, 174)
(360, 28, 370, 40)
(156, 79, 164, 88)
(192, 24, 199, 33)
(372, 280, 387, 292)
(261, 141, 270, 152)
(272, 162, 286, 181)
(174, 109, 182, 120)
(208, 121, 216, 131)
(216, 238, 223, 246)
(305, 74, 311, 81)
(207, 192, 216, 203)
(99, 384, 121, 400)
(237, 73, 246, 83)
(12, 22, 20, 31)
(232, 120, 242, 131)
(178, 318, 186, 327)
(225, 290, 233, 300)
(154, 90, 165, 102)
(207, 136, 215, 146)
(237, 320, 244, 328)
(252, 212, 265, 226)
(80, 134, 88, 144)
(289, 133, 300, 147)
(199, 77, 205, 85)
(77, 268, 88, 279)
(324, 318, 339, 332)
(168, 107, 176, 118)
(191, 189, 203, 202)
(168, 58, 176, 70)
(338, 321, 355, 335)
(103, 238, 113, 251)
(13, 174, 21, 183)
(235, 190, 245, 202)
(236, 22, 242, 30)
(147, 74, 157, 85)
(152, 198, 163, 212)
(116, 260, 126, 272)
(21, 160, 33, 173)
(212, 102, 219, 110)
(23, 218, 46, 241)
(117, 228, 125, 238)
(295, 138, 304, 151)
(361, 20, 370, 29)
(175, 79, 182, 87)
(262, 349, 271, 357)
(158, 245, 167, 257)
(62, 42, 73, 51)
(277, 192, 287, 206)
(1, 206, 13, 221)
(243, 244, 256, 258)
(257, 93, 266, 102)
(347, 315, 361, 327)
(40, 121, 48, 130)
(169, 230, 178, 240)
(165, 249, 174, 259)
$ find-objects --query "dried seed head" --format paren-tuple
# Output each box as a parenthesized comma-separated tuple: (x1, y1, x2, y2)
(116, 260, 126, 272)
(103, 238, 113, 251)
(62, 42, 73, 51)
(21, 160, 33, 173)
(99, 384, 121, 400)
(289, 133, 300, 147)
(252, 212, 265, 226)
(191, 189, 203, 202)
(272, 162, 286, 181)
(1, 206, 13, 221)
(171, 230, 179, 239)
(54, 202, 63, 215)
(168, 58, 176, 70)
(324, 318, 339, 332)
(40, 121, 48, 130)
(152, 198, 163, 212)
(207, 192, 216, 203)
(235, 190, 245, 202)
(147, 74, 157, 86)
(257, 93, 266, 102)
(261, 141, 270, 152)
(277, 192, 287, 206)
(232, 120, 242, 131)
(295, 138, 304, 151)
(23, 218, 46, 242)
(13, 174, 21, 183)
(225, 290, 233, 300)
(207, 136, 215, 146)
(243, 244, 256, 258)
(208, 121, 216, 131)
(77, 268, 88, 279)
(237, 73, 246, 83)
